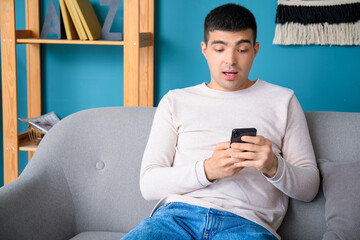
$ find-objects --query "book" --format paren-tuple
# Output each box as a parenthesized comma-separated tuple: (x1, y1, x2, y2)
(19, 112, 61, 133)
(64, 0, 88, 40)
(59, 0, 79, 40)
(72, 0, 102, 40)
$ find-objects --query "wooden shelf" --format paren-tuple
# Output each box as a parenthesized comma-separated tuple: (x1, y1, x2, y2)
(1, 0, 154, 185)
(15, 29, 125, 45)
(15, 30, 152, 47)
(18, 132, 38, 152)
(16, 38, 125, 45)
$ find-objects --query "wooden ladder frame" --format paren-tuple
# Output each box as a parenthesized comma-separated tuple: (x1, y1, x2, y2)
(0, 0, 154, 184)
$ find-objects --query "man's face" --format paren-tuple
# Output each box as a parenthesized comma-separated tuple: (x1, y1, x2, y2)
(201, 29, 259, 91)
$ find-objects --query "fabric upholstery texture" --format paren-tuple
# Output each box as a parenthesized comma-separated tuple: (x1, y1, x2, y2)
(69, 231, 125, 240)
(0, 107, 157, 240)
(319, 160, 360, 240)
(0, 108, 359, 240)
(277, 111, 360, 240)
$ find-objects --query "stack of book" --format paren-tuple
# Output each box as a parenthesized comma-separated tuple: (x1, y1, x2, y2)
(59, 0, 102, 40)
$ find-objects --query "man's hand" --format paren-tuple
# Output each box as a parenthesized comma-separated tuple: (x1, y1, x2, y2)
(204, 136, 278, 181)
(231, 135, 278, 178)
(204, 141, 245, 181)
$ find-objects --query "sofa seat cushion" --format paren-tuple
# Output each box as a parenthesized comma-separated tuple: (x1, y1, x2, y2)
(319, 159, 360, 240)
(70, 231, 125, 240)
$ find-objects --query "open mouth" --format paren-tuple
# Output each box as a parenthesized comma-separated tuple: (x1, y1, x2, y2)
(222, 71, 238, 80)
(223, 72, 237, 76)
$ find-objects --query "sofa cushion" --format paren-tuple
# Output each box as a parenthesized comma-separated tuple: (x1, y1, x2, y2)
(69, 231, 125, 240)
(319, 159, 360, 240)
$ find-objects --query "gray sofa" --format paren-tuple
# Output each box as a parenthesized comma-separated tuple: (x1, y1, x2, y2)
(0, 107, 359, 240)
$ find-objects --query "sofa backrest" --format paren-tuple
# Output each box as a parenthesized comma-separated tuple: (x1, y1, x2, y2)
(278, 111, 360, 239)
(29, 108, 360, 238)
(31, 107, 158, 234)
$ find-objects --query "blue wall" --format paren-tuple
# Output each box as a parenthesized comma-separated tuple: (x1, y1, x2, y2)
(155, 0, 360, 110)
(1, 0, 359, 186)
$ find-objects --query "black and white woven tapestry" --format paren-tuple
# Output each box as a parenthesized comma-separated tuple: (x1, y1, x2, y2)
(273, 0, 360, 45)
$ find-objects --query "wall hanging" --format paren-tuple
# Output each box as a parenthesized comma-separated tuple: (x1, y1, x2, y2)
(273, 0, 360, 45)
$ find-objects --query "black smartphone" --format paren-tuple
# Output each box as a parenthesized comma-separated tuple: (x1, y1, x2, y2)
(230, 128, 257, 144)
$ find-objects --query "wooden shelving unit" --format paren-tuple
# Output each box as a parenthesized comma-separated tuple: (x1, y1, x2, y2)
(0, 0, 154, 185)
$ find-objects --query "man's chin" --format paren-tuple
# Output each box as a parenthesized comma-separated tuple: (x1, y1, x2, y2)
(219, 80, 246, 91)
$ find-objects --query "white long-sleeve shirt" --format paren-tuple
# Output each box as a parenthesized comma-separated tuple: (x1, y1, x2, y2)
(140, 79, 320, 239)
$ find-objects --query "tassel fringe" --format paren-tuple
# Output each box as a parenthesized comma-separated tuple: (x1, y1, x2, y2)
(273, 21, 360, 45)
(274, 1, 360, 45)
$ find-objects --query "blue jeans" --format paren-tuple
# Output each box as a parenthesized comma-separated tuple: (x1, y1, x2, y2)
(121, 202, 277, 240)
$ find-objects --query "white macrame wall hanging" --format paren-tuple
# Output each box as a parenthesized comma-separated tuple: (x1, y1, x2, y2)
(273, 0, 360, 45)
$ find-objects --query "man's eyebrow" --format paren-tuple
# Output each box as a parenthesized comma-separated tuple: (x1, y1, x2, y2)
(211, 40, 227, 46)
(236, 39, 252, 45)
(210, 39, 252, 46)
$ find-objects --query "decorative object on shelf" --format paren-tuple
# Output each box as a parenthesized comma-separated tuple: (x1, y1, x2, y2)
(60, 0, 79, 40)
(40, 0, 61, 39)
(27, 126, 45, 145)
(73, 0, 102, 40)
(19, 112, 60, 134)
(19, 112, 60, 145)
(273, 0, 360, 46)
(65, 0, 88, 39)
(100, 0, 123, 40)
(64, 0, 102, 40)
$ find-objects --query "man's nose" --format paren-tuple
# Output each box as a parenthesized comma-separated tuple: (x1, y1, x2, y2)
(225, 51, 237, 65)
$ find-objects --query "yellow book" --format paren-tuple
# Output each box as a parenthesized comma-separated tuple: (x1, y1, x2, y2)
(64, 0, 88, 40)
(72, 0, 102, 40)
(59, 0, 79, 40)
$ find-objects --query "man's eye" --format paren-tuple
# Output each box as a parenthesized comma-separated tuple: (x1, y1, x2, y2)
(215, 49, 224, 52)
(239, 49, 248, 53)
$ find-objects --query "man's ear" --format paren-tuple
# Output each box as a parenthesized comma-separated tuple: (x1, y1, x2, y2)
(254, 42, 260, 57)
(201, 41, 207, 58)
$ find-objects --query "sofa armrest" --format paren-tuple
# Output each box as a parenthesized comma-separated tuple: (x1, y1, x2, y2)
(0, 159, 75, 240)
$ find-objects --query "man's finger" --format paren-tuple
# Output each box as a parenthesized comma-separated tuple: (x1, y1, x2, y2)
(231, 151, 257, 160)
(241, 135, 265, 145)
(234, 160, 259, 168)
(231, 142, 259, 152)
(216, 141, 231, 150)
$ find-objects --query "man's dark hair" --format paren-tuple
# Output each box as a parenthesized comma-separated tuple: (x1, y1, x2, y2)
(204, 4, 257, 45)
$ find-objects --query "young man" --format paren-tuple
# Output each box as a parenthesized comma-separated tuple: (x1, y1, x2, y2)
(122, 3, 319, 240)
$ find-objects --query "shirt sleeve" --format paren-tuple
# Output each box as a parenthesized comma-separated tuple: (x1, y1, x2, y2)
(266, 95, 320, 202)
(140, 93, 213, 201)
